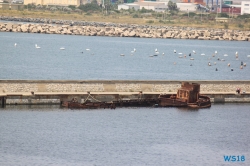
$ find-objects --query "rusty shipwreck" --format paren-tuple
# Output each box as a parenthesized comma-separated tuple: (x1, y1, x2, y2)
(62, 82, 211, 109)
(158, 82, 211, 108)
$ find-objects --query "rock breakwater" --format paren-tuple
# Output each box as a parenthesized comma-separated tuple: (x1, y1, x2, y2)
(0, 16, 250, 41)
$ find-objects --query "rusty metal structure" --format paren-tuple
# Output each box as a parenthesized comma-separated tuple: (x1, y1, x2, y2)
(159, 82, 211, 108)
(62, 82, 211, 109)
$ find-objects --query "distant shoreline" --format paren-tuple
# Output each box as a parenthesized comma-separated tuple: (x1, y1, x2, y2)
(0, 16, 250, 41)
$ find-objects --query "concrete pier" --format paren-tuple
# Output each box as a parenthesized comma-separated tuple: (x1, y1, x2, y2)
(0, 80, 250, 106)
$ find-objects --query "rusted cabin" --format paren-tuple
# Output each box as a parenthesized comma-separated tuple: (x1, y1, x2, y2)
(177, 82, 200, 103)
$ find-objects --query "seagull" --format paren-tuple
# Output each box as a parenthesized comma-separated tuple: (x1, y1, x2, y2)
(208, 62, 211, 66)
(174, 50, 176, 53)
(193, 50, 196, 54)
(86, 48, 90, 51)
(178, 53, 183, 55)
(162, 52, 165, 55)
(131, 48, 136, 53)
(201, 53, 205, 56)
(215, 51, 217, 54)
(224, 54, 228, 57)
(35, 44, 40, 49)
(189, 53, 191, 56)
(60, 47, 65, 50)
(120, 54, 125, 56)
(14, 43, 17, 47)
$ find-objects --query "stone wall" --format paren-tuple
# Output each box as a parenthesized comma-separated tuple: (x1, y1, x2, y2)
(0, 17, 250, 41)
(0, 80, 250, 93)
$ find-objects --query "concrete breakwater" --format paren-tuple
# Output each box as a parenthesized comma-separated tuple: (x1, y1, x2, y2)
(0, 16, 250, 41)
(0, 80, 250, 105)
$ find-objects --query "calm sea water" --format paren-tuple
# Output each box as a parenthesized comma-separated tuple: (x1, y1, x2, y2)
(0, 32, 250, 80)
(0, 104, 250, 166)
(0, 32, 250, 165)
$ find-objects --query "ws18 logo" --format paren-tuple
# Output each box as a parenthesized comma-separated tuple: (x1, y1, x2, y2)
(224, 155, 245, 162)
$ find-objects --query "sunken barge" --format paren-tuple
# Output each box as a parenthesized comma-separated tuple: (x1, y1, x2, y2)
(62, 82, 211, 109)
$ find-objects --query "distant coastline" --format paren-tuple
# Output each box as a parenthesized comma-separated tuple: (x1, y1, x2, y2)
(0, 16, 250, 41)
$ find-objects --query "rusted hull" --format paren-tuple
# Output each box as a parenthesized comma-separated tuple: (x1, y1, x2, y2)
(158, 94, 211, 109)
(187, 95, 211, 108)
(113, 99, 158, 107)
(62, 101, 116, 109)
(158, 97, 188, 107)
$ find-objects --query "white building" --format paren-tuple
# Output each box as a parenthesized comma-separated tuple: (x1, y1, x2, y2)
(118, 3, 140, 10)
(135, 2, 168, 12)
(118, 2, 168, 12)
(176, 3, 198, 12)
(241, 1, 250, 15)
(24, 0, 80, 6)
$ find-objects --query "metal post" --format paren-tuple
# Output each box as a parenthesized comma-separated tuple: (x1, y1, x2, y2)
(232, 7, 233, 18)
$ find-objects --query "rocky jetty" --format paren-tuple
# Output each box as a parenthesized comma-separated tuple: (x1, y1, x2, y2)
(0, 16, 250, 41)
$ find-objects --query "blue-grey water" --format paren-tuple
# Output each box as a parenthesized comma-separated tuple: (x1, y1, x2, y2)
(0, 32, 250, 80)
(0, 104, 250, 166)
(0, 31, 250, 165)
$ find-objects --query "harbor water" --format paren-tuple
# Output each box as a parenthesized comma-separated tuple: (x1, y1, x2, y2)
(0, 31, 250, 165)
(0, 104, 250, 166)
(0, 32, 250, 80)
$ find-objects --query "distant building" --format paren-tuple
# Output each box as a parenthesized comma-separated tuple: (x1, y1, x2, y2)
(217, 3, 241, 14)
(182, 0, 205, 5)
(241, 1, 250, 15)
(118, 2, 168, 12)
(177, 3, 198, 12)
(118, 3, 140, 10)
(24, 0, 80, 6)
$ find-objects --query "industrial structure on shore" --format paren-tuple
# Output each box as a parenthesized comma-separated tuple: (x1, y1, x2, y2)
(0, 0, 249, 15)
